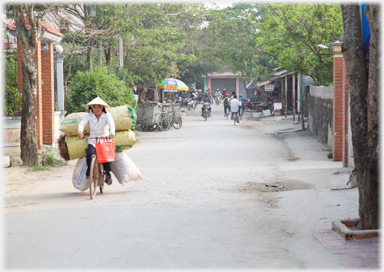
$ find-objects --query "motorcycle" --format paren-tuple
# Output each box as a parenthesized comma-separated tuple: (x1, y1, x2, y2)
(187, 97, 196, 110)
(244, 98, 263, 111)
(232, 111, 239, 125)
(268, 101, 274, 115)
(244, 98, 256, 111)
(202, 102, 211, 121)
(180, 97, 189, 107)
(214, 95, 221, 105)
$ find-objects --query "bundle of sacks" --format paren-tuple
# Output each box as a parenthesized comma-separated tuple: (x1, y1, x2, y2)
(58, 104, 143, 191)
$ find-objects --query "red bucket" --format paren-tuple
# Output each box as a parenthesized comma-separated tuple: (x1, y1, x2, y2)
(95, 136, 115, 163)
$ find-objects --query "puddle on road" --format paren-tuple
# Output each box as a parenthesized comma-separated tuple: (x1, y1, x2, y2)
(239, 179, 315, 193)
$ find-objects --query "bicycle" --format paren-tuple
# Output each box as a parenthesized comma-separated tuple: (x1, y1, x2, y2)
(77, 137, 108, 199)
(166, 110, 181, 129)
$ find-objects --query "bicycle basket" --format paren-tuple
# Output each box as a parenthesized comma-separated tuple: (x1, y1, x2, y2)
(96, 137, 116, 163)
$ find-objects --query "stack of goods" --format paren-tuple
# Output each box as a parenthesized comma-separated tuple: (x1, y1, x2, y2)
(58, 105, 137, 161)
(58, 105, 143, 190)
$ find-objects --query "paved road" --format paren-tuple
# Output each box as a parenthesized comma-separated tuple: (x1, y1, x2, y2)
(4, 103, 359, 269)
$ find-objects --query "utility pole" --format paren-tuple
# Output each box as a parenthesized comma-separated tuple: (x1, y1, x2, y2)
(301, 78, 305, 130)
(292, 75, 296, 121)
(285, 75, 288, 118)
(118, 36, 123, 68)
(298, 73, 301, 122)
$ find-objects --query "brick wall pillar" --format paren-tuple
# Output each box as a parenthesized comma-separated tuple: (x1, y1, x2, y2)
(17, 38, 43, 149)
(332, 50, 343, 161)
(41, 42, 55, 144)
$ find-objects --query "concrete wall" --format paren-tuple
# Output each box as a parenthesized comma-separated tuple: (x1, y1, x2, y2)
(307, 86, 333, 150)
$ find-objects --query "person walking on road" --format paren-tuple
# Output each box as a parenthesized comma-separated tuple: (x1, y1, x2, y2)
(230, 94, 241, 123)
(239, 94, 245, 116)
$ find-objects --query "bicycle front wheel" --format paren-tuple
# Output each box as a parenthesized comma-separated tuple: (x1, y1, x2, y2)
(89, 155, 99, 199)
(173, 116, 182, 129)
(161, 118, 170, 131)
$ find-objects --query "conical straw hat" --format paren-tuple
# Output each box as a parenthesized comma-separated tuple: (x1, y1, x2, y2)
(85, 97, 110, 111)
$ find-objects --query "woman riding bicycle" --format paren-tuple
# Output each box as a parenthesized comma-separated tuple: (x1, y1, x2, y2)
(78, 97, 115, 185)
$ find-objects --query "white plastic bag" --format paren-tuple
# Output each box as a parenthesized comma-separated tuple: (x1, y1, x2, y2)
(111, 151, 143, 186)
(72, 157, 90, 192)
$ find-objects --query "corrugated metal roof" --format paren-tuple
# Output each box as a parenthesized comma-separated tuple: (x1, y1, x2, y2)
(256, 80, 271, 87)
(273, 70, 288, 77)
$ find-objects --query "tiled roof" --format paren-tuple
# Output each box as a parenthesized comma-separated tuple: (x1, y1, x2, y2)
(8, 17, 63, 37)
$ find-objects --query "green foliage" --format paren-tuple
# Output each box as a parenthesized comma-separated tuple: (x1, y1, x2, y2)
(257, 3, 342, 85)
(32, 165, 47, 171)
(59, 3, 341, 94)
(41, 146, 64, 167)
(124, 27, 183, 85)
(204, 3, 277, 81)
(3, 53, 22, 116)
(67, 66, 136, 113)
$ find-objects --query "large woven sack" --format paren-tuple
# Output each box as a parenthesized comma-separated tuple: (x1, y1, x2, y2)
(113, 130, 137, 151)
(60, 105, 137, 136)
(66, 136, 88, 161)
(60, 112, 89, 136)
(111, 151, 143, 186)
(109, 105, 137, 131)
(64, 130, 137, 160)
(72, 157, 90, 192)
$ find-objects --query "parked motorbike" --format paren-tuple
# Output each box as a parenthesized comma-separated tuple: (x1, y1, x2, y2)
(283, 105, 293, 115)
(187, 98, 196, 110)
(202, 102, 211, 121)
(244, 98, 259, 111)
(268, 101, 274, 115)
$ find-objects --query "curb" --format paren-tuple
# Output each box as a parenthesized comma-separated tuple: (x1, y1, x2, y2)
(332, 218, 380, 240)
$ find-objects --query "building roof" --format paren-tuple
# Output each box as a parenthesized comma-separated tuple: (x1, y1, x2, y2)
(8, 17, 63, 37)
(273, 70, 288, 77)
(256, 80, 271, 87)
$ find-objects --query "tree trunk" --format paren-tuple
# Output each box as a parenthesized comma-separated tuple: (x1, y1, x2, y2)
(104, 46, 111, 66)
(13, 4, 40, 165)
(362, 3, 380, 229)
(20, 61, 39, 165)
(98, 35, 102, 66)
(341, 4, 378, 230)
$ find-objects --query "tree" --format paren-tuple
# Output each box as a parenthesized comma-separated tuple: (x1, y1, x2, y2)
(259, 3, 343, 86)
(3, 52, 22, 116)
(12, 4, 42, 165)
(341, 3, 379, 230)
(67, 66, 136, 113)
(204, 3, 276, 82)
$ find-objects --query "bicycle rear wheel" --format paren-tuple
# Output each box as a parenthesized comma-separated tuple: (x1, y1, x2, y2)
(89, 155, 98, 199)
